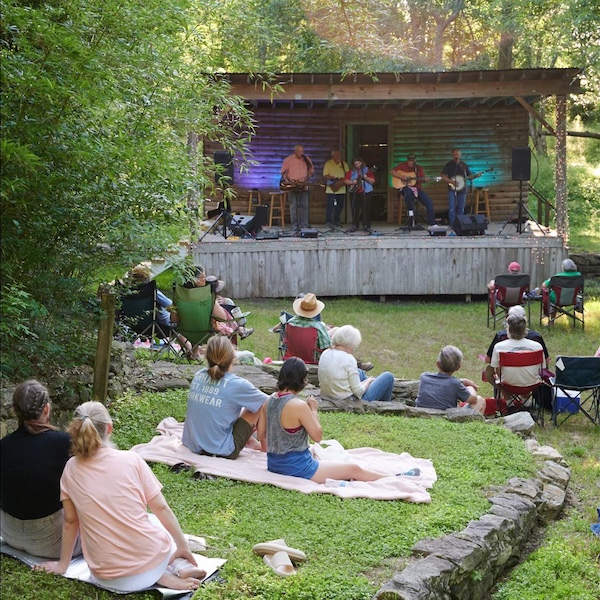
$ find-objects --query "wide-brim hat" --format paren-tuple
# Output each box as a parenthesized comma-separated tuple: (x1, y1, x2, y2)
(293, 293, 324, 318)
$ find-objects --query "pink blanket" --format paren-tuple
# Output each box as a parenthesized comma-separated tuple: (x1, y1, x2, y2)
(131, 418, 436, 502)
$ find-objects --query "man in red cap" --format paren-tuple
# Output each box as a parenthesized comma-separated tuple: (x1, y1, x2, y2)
(487, 261, 521, 292)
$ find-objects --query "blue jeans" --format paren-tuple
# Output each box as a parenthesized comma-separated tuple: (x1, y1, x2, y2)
(400, 188, 435, 226)
(359, 370, 395, 402)
(448, 190, 466, 227)
(326, 193, 345, 225)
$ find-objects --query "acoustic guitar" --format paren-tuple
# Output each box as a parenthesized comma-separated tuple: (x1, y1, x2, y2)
(448, 168, 493, 191)
(318, 177, 347, 192)
(392, 171, 442, 190)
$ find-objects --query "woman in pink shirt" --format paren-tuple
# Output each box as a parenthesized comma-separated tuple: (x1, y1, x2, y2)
(39, 402, 205, 592)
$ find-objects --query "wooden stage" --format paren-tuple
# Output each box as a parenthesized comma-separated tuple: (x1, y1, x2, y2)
(191, 220, 567, 300)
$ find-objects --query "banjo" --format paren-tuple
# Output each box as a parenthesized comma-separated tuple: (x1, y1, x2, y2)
(448, 168, 493, 191)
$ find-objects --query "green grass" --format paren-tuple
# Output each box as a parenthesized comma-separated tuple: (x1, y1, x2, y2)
(2, 292, 599, 599)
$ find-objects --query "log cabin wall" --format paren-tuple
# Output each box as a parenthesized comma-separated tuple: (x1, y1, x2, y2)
(205, 103, 528, 225)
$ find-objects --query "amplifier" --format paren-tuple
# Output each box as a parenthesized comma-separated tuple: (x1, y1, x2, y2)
(300, 228, 319, 238)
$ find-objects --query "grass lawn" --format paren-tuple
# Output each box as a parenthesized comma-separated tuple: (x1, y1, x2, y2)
(2, 293, 599, 599)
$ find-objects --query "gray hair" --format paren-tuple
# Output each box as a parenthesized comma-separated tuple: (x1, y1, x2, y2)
(331, 325, 362, 350)
(561, 258, 577, 272)
(507, 305, 526, 319)
(438, 345, 463, 373)
(506, 314, 527, 340)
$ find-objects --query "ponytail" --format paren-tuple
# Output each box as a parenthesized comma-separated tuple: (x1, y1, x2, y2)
(68, 401, 112, 458)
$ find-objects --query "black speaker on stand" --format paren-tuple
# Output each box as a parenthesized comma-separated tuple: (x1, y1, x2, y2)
(214, 151, 234, 186)
(499, 146, 545, 235)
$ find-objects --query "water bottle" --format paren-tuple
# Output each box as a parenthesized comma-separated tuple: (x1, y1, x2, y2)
(324, 479, 352, 488)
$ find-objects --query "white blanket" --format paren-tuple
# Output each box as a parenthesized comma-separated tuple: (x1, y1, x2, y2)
(131, 418, 437, 502)
(0, 540, 225, 598)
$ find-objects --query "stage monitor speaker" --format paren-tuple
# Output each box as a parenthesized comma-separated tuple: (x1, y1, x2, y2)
(228, 215, 253, 237)
(453, 215, 487, 236)
(214, 151, 234, 185)
(511, 147, 531, 181)
(300, 228, 319, 238)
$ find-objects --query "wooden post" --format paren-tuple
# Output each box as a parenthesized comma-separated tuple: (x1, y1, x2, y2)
(555, 95, 568, 242)
(92, 285, 116, 405)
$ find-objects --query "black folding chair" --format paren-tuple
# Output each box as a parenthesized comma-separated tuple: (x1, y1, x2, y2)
(117, 280, 176, 360)
(550, 356, 600, 427)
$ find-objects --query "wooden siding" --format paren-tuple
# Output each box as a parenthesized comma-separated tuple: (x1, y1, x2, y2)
(193, 235, 566, 299)
(205, 104, 532, 225)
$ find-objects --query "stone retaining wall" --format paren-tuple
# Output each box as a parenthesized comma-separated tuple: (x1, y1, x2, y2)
(570, 251, 600, 279)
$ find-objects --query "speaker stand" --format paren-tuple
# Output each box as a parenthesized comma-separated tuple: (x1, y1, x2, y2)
(498, 180, 546, 236)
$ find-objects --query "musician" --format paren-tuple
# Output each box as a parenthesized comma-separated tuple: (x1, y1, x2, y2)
(322, 150, 349, 228)
(345, 158, 375, 232)
(280, 145, 314, 232)
(391, 153, 436, 229)
(441, 148, 473, 228)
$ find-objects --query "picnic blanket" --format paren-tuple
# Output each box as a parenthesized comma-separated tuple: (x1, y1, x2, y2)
(131, 418, 437, 502)
(0, 540, 225, 598)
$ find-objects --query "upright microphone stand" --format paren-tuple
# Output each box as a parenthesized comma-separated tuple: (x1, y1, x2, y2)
(498, 180, 545, 235)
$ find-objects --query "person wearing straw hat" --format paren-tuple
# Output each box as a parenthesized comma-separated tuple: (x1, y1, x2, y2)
(287, 293, 331, 353)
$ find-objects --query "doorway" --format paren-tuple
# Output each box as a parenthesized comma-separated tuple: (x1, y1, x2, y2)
(346, 124, 389, 221)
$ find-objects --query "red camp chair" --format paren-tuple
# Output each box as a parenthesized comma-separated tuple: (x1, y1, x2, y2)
(541, 275, 584, 329)
(495, 349, 546, 423)
(282, 324, 320, 364)
(487, 273, 531, 328)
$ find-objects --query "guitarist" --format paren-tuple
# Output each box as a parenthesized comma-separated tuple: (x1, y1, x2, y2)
(280, 144, 314, 233)
(391, 153, 436, 228)
(440, 148, 473, 229)
(322, 149, 349, 228)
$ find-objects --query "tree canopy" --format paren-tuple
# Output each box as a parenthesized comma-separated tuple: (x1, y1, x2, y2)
(1, 0, 598, 378)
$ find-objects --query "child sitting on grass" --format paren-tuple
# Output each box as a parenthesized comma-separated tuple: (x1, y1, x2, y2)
(416, 345, 486, 415)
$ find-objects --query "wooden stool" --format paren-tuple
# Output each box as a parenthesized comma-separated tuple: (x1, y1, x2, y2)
(247, 189, 262, 214)
(471, 188, 491, 220)
(268, 192, 286, 227)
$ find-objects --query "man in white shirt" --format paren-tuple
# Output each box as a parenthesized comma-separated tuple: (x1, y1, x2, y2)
(486, 313, 545, 389)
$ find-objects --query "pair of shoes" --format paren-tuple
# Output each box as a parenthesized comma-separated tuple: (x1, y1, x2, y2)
(397, 468, 421, 477)
(170, 462, 194, 474)
(239, 327, 254, 340)
(357, 360, 374, 372)
(334, 221, 342, 227)
(325, 221, 332, 228)
(253, 539, 306, 577)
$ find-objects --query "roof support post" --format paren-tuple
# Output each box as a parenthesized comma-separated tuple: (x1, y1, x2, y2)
(555, 94, 568, 241)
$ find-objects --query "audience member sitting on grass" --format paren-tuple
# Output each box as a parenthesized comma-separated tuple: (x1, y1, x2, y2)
(0, 380, 82, 559)
(185, 267, 254, 340)
(182, 336, 267, 459)
(416, 346, 486, 415)
(318, 325, 395, 402)
(485, 313, 545, 393)
(484, 305, 549, 366)
(38, 401, 205, 593)
(257, 358, 419, 481)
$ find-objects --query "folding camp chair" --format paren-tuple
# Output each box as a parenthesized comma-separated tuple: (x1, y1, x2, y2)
(282, 324, 320, 364)
(540, 275, 584, 329)
(171, 283, 216, 360)
(117, 280, 176, 360)
(550, 355, 600, 427)
(495, 349, 546, 423)
(487, 273, 531, 328)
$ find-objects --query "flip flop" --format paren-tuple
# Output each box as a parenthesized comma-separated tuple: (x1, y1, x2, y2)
(252, 538, 306, 563)
(263, 551, 296, 577)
